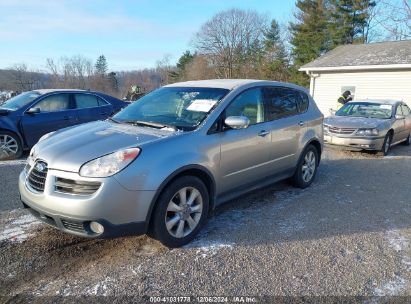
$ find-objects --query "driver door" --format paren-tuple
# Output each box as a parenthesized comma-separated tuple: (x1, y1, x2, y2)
(21, 93, 78, 146)
(217, 87, 272, 192)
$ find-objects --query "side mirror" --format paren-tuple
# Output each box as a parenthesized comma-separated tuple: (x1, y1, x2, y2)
(224, 116, 250, 130)
(26, 107, 40, 114)
(395, 114, 405, 120)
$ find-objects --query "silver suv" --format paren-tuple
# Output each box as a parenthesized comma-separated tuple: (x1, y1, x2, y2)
(19, 80, 323, 247)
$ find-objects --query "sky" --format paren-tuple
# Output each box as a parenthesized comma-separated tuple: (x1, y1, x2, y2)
(0, 0, 296, 71)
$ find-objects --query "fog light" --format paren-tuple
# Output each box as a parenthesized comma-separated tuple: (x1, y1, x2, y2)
(90, 221, 104, 234)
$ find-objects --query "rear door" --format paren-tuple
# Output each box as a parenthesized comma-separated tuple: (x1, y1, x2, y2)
(262, 87, 305, 173)
(21, 93, 78, 146)
(73, 93, 112, 124)
(400, 104, 411, 139)
(218, 87, 272, 192)
(393, 105, 406, 142)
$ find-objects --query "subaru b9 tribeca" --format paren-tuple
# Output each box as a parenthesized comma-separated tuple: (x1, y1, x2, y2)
(19, 80, 323, 247)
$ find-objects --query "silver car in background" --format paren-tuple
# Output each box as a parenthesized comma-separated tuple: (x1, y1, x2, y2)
(19, 79, 323, 247)
(324, 100, 411, 155)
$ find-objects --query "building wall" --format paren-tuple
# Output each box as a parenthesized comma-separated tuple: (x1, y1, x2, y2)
(310, 69, 411, 116)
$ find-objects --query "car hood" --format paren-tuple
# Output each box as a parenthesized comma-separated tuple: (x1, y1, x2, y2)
(33, 120, 180, 172)
(324, 116, 389, 129)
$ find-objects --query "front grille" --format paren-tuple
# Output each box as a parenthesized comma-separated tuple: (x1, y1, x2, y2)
(328, 126, 357, 135)
(55, 177, 101, 195)
(27, 161, 48, 192)
(61, 219, 86, 232)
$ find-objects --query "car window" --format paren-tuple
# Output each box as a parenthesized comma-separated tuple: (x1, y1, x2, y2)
(263, 87, 298, 120)
(74, 94, 100, 109)
(298, 91, 309, 113)
(225, 88, 265, 125)
(401, 104, 410, 115)
(396, 105, 403, 115)
(97, 96, 108, 106)
(35, 94, 70, 112)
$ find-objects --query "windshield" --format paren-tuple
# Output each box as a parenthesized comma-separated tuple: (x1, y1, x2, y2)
(0, 91, 41, 110)
(113, 87, 229, 130)
(336, 102, 393, 119)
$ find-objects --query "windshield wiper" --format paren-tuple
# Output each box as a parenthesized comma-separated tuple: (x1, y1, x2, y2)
(123, 120, 178, 131)
(108, 117, 120, 123)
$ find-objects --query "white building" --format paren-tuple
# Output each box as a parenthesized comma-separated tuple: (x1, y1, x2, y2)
(299, 40, 411, 116)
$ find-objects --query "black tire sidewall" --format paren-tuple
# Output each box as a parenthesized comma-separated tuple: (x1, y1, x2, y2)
(403, 133, 410, 146)
(0, 131, 22, 160)
(293, 145, 319, 189)
(150, 176, 209, 248)
(382, 133, 392, 155)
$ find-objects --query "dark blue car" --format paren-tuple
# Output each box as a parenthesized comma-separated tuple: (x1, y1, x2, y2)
(0, 89, 128, 160)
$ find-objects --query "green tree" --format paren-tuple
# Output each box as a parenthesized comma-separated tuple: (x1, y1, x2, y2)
(290, 0, 330, 67)
(263, 20, 289, 81)
(174, 51, 195, 81)
(107, 72, 118, 92)
(289, 0, 330, 85)
(329, 0, 377, 45)
(95, 55, 108, 76)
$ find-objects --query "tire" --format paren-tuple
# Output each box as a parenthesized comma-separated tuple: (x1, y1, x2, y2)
(380, 132, 392, 156)
(149, 176, 209, 248)
(402, 133, 410, 146)
(0, 131, 22, 160)
(292, 145, 319, 189)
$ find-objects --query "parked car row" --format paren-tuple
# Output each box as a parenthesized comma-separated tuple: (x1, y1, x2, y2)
(11, 80, 411, 248)
(0, 89, 128, 160)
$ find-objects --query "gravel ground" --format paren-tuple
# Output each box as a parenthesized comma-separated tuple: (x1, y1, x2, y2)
(0, 145, 411, 302)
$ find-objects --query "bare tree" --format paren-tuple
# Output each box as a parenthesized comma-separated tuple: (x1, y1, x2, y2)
(156, 54, 174, 85)
(376, 0, 411, 40)
(194, 8, 269, 79)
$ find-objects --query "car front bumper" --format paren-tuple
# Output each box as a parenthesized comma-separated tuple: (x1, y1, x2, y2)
(324, 134, 385, 151)
(19, 167, 156, 238)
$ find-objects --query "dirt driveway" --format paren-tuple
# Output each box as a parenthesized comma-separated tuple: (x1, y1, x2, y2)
(0, 146, 410, 302)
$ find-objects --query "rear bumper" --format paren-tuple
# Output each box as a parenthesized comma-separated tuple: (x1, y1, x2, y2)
(324, 134, 385, 151)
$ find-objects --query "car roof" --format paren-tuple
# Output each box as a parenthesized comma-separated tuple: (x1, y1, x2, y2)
(32, 89, 90, 95)
(165, 79, 282, 90)
(351, 99, 401, 105)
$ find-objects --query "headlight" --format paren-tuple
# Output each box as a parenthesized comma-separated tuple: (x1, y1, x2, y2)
(27, 146, 36, 167)
(355, 128, 379, 136)
(79, 147, 141, 177)
(38, 131, 56, 142)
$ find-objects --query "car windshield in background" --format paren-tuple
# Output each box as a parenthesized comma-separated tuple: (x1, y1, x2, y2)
(0, 91, 40, 110)
(336, 102, 393, 119)
(113, 87, 229, 130)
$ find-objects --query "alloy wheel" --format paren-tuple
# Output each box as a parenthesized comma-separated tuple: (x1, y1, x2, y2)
(0, 134, 19, 159)
(165, 187, 203, 238)
(302, 150, 316, 183)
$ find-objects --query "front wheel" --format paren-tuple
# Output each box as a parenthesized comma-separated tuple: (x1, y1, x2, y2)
(292, 145, 319, 189)
(149, 176, 209, 248)
(380, 132, 392, 156)
(0, 131, 22, 160)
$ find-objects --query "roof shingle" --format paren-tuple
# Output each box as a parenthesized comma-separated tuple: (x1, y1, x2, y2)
(301, 40, 411, 70)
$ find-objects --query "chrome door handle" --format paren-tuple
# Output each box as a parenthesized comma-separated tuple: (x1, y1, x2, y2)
(258, 130, 270, 137)
(298, 121, 305, 127)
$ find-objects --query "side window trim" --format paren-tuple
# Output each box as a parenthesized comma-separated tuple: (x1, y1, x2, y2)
(29, 93, 71, 113)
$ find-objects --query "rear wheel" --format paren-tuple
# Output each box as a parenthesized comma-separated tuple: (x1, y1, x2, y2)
(0, 131, 22, 160)
(149, 176, 209, 248)
(402, 133, 410, 146)
(292, 145, 319, 189)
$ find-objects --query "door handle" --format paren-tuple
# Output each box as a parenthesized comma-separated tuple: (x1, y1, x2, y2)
(298, 121, 305, 127)
(258, 130, 270, 137)
(63, 115, 75, 120)
(101, 112, 108, 116)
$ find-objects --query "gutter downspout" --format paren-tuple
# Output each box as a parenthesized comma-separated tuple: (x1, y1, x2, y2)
(305, 71, 319, 99)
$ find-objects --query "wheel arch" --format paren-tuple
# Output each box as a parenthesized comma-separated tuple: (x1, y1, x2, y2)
(145, 164, 216, 225)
